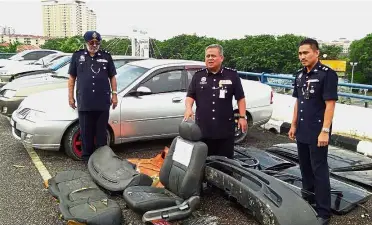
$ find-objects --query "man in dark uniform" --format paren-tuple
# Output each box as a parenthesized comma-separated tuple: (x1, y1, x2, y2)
(184, 44, 247, 158)
(68, 31, 118, 161)
(288, 38, 338, 225)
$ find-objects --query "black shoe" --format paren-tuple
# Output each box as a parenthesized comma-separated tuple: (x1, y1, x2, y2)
(317, 217, 330, 225)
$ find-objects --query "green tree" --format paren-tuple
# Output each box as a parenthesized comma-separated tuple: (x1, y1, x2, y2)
(40, 38, 66, 51)
(347, 34, 372, 84)
(59, 36, 85, 52)
(320, 44, 343, 60)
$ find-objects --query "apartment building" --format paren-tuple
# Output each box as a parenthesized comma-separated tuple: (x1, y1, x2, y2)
(0, 34, 49, 47)
(317, 38, 351, 54)
(41, 0, 96, 38)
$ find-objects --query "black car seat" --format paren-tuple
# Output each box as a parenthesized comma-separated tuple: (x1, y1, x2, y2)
(123, 120, 208, 222)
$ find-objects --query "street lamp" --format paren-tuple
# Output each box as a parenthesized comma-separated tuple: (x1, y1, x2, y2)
(350, 62, 358, 84)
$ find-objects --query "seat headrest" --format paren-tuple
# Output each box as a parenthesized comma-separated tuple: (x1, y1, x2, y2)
(179, 120, 202, 142)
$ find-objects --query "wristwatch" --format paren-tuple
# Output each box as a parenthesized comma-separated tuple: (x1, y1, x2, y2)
(112, 91, 117, 94)
(322, 127, 330, 133)
(239, 115, 246, 119)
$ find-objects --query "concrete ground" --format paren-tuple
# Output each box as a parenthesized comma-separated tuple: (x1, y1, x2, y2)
(0, 114, 371, 225)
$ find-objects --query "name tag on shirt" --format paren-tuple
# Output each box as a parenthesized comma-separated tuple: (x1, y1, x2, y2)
(219, 80, 232, 85)
(307, 79, 319, 83)
(97, 59, 108, 63)
(219, 89, 225, 98)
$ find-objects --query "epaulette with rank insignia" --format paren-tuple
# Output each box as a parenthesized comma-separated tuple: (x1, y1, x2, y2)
(224, 67, 237, 72)
(195, 68, 206, 73)
(319, 64, 330, 71)
(74, 49, 85, 53)
(102, 49, 111, 55)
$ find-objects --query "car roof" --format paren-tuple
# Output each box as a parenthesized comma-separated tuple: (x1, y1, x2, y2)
(128, 59, 205, 69)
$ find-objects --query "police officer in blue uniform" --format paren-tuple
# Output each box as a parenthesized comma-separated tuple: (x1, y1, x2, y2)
(68, 31, 118, 161)
(184, 44, 247, 158)
(288, 38, 338, 225)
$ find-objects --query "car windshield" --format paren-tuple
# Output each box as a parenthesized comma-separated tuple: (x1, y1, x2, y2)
(116, 64, 149, 92)
(47, 56, 71, 70)
(51, 59, 141, 79)
(8, 51, 27, 60)
(32, 54, 58, 66)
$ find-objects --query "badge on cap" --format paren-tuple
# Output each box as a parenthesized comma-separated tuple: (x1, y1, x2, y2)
(92, 32, 97, 39)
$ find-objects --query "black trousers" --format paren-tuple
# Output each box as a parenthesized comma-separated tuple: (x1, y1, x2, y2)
(202, 137, 235, 159)
(297, 141, 331, 219)
(78, 110, 110, 161)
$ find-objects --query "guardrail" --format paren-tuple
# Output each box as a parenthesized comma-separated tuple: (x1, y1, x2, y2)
(0, 53, 16, 59)
(237, 71, 372, 108)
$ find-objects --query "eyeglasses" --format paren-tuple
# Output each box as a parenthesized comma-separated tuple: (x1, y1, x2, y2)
(88, 40, 100, 46)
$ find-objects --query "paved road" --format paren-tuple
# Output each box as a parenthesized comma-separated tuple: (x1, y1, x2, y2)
(0, 114, 371, 225)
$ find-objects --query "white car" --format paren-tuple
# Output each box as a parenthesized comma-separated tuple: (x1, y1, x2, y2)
(11, 59, 273, 160)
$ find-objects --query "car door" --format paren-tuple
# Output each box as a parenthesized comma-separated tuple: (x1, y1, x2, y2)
(119, 67, 187, 141)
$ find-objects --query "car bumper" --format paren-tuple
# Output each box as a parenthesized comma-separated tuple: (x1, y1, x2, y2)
(0, 97, 23, 117)
(0, 75, 11, 86)
(248, 104, 273, 127)
(11, 111, 72, 151)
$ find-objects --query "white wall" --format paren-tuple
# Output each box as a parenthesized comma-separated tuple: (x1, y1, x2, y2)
(266, 93, 372, 140)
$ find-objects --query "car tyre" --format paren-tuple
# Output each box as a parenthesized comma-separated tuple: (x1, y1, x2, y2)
(234, 112, 250, 144)
(63, 122, 111, 161)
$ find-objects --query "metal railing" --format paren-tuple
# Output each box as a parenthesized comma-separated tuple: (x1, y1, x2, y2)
(237, 71, 372, 108)
(0, 53, 16, 59)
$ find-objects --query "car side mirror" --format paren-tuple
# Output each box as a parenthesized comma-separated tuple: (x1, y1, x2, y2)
(127, 86, 152, 97)
(136, 86, 151, 94)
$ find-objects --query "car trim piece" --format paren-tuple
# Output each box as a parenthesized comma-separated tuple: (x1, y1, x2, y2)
(122, 115, 184, 123)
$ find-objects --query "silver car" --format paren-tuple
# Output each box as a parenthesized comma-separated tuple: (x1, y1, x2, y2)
(11, 59, 273, 160)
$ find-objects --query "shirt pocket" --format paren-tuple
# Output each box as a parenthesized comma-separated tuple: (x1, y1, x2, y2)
(308, 79, 322, 98)
(78, 62, 85, 72)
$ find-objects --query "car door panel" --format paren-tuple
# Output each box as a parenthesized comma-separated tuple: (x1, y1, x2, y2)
(119, 67, 186, 142)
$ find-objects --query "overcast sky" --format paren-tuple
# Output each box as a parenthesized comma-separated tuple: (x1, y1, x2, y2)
(0, 0, 371, 41)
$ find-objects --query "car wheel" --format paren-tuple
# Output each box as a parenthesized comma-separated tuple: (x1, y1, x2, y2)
(234, 112, 250, 144)
(63, 123, 111, 161)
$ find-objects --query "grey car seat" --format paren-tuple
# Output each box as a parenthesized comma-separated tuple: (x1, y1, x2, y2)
(122, 120, 208, 222)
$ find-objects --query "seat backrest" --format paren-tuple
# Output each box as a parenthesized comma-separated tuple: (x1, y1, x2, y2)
(159, 120, 208, 199)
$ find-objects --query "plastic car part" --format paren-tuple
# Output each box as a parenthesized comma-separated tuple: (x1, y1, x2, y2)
(267, 143, 372, 171)
(47, 170, 122, 225)
(233, 146, 372, 214)
(87, 145, 154, 192)
(142, 196, 200, 223)
(266, 143, 372, 189)
(204, 157, 320, 225)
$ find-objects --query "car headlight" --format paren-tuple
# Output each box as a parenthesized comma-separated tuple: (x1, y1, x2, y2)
(2, 89, 16, 98)
(25, 110, 45, 122)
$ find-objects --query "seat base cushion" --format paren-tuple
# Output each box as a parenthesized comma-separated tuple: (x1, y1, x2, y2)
(48, 170, 122, 225)
(123, 186, 183, 213)
(88, 145, 154, 192)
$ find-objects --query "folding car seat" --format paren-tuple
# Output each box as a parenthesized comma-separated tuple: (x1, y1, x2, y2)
(123, 120, 208, 222)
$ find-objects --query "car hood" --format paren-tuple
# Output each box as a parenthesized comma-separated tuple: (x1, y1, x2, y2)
(0, 64, 49, 75)
(0, 59, 19, 68)
(4, 75, 67, 92)
(19, 88, 78, 121)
